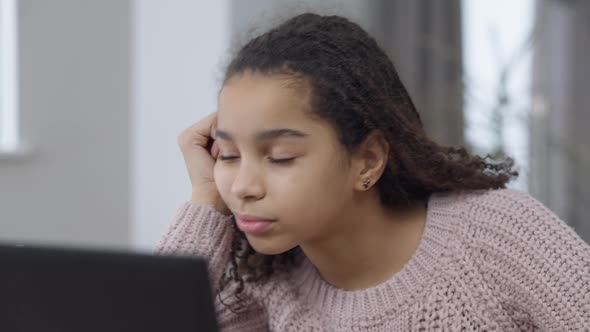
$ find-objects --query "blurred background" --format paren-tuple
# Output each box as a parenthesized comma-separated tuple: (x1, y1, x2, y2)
(0, 0, 588, 252)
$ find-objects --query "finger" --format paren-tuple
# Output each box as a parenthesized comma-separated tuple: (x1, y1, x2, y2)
(211, 140, 220, 159)
(187, 111, 217, 137)
(179, 112, 217, 148)
(211, 114, 218, 139)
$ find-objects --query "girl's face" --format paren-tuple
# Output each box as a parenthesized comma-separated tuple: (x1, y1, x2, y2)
(214, 71, 357, 255)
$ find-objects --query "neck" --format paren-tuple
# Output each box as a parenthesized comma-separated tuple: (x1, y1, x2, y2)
(300, 191, 427, 291)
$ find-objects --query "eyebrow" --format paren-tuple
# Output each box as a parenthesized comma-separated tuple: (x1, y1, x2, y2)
(215, 128, 308, 142)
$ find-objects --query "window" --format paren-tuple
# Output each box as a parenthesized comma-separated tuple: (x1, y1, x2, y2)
(0, 0, 19, 154)
(462, 0, 535, 190)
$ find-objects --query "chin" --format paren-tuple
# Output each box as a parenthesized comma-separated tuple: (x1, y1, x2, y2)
(245, 235, 296, 256)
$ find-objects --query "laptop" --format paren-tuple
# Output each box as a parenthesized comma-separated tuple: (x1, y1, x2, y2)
(0, 242, 219, 332)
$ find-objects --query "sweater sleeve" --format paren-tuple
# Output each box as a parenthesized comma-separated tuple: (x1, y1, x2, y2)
(467, 189, 590, 331)
(153, 202, 269, 331)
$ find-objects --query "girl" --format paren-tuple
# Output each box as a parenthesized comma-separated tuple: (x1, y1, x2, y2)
(156, 13, 590, 331)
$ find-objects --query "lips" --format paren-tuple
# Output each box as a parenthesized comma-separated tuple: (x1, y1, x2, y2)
(234, 214, 276, 235)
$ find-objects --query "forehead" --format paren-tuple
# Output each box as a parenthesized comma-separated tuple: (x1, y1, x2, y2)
(217, 72, 313, 129)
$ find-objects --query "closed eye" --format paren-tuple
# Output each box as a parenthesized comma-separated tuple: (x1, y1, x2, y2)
(218, 156, 295, 164)
(218, 155, 238, 161)
(267, 157, 295, 164)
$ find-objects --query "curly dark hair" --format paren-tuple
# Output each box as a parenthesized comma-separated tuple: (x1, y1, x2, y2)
(216, 12, 518, 311)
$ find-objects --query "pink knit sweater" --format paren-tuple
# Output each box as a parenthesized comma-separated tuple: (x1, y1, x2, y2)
(154, 189, 590, 331)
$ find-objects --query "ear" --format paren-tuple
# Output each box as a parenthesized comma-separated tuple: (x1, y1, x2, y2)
(351, 130, 390, 191)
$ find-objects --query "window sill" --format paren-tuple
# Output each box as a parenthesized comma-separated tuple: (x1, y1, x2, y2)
(0, 143, 35, 162)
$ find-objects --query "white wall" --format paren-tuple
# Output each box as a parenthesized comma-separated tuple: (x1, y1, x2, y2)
(132, 0, 230, 251)
(0, 0, 231, 252)
(0, 0, 131, 250)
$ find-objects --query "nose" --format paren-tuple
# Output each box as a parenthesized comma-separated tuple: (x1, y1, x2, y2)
(230, 160, 265, 201)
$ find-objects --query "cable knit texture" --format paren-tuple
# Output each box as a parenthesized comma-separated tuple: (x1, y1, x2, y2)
(154, 189, 590, 331)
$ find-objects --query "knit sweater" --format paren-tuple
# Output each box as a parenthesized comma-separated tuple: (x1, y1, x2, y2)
(154, 189, 590, 331)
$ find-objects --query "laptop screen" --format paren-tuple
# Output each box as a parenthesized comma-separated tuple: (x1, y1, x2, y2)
(0, 243, 218, 332)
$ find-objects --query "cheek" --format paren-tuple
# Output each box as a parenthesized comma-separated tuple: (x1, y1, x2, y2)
(213, 163, 233, 197)
(275, 168, 350, 243)
(274, 159, 351, 218)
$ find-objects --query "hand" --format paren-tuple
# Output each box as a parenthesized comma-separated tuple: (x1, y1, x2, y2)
(177, 112, 230, 215)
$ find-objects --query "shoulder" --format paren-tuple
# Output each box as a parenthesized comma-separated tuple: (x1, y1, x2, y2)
(451, 188, 590, 277)
(460, 187, 552, 217)
(454, 188, 579, 242)
(427, 188, 545, 236)
(432, 188, 590, 266)
(448, 190, 590, 329)
(448, 187, 550, 217)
